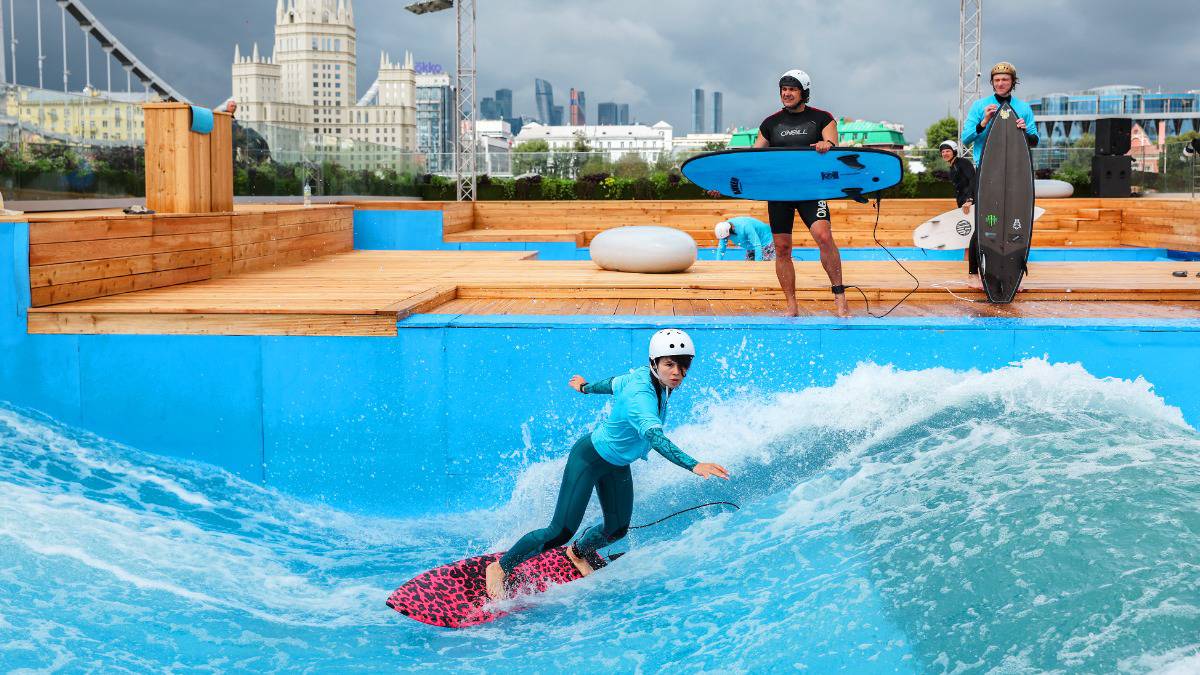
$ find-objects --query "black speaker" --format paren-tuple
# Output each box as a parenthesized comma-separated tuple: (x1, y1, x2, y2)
(1092, 155, 1132, 197)
(1094, 117, 1132, 156)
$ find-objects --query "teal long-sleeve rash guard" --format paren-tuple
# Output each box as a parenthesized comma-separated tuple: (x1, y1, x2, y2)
(582, 375, 699, 471)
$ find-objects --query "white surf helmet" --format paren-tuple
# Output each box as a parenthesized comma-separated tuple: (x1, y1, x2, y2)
(649, 328, 695, 361)
(779, 69, 811, 91)
(714, 221, 732, 240)
(939, 140, 959, 154)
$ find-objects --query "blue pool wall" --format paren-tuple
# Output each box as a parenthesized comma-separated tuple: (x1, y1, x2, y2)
(4, 216, 1200, 518)
(352, 208, 1191, 261)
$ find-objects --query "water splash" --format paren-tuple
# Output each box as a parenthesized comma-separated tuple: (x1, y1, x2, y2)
(2, 359, 1198, 672)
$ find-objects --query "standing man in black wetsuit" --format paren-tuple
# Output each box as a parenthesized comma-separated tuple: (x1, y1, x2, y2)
(938, 140, 980, 280)
(755, 70, 848, 317)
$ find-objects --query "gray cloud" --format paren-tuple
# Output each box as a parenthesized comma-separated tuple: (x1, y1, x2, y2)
(5, 0, 1196, 141)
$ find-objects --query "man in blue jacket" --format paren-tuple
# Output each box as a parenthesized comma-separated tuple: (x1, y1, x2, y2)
(715, 216, 776, 261)
(961, 62, 1039, 165)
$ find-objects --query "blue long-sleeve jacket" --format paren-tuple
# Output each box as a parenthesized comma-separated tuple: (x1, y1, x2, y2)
(961, 94, 1039, 165)
(717, 216, 774, 261)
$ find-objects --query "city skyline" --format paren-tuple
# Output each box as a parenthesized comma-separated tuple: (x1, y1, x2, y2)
(2, 0, 1197, 138)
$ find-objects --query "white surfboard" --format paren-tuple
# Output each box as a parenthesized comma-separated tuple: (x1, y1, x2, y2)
(1034, 179, 1074, 199)
(913, 206, 1045, 250)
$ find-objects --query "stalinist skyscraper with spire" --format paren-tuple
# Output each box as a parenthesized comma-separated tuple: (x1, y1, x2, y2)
(232, 0, 417, 151)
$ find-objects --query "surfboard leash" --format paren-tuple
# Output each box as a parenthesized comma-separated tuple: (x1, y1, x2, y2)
(843, 197, 920, 318)
(629, 501, 740, 530)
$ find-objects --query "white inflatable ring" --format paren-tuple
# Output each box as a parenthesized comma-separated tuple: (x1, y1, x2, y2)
(590, 226, 697, 273)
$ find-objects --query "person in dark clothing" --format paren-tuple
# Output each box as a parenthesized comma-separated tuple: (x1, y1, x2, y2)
(754, 70, 848, 317)
(939, 140, 980, 275)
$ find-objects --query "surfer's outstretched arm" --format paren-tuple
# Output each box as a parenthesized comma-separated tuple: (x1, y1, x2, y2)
(570, 374, 615, 395)
(645, 428, 730, 479)
(645, 427, 698, 471)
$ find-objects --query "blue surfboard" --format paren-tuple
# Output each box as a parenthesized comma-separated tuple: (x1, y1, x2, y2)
(681, 147, 903, 202)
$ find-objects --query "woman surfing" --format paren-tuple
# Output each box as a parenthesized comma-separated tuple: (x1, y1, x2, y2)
(485, 328, 730, 600)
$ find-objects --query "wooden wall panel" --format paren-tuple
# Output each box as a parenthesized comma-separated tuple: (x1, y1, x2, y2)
(28, 206, 353, 307)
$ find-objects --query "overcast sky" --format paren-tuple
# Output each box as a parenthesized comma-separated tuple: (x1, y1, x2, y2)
(5, 0, 1197, 140)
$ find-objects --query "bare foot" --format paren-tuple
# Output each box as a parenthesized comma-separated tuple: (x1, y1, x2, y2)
(564, 545, 595, 577)
(966, 278, 983, 291)
(785, 300, 799, 317)
(485, 561, 507, 600)
(834, 294, 851, 318)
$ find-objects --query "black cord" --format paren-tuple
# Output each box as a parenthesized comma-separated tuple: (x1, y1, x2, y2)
(842, 196, 920, 318)
(629, 501, 740, 530)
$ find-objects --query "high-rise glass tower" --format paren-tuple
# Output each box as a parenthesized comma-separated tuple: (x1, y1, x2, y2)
(597, 102, 617, 125)
(693, 88, 706, 134)
(535, 78, 555, 124)
(712, 91, 723, 133)
(569, 88, 586, 125)
(496, 88, 513, 119)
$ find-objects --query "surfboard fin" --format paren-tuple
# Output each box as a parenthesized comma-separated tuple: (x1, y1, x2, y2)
(836, 153, 865, 169)
(842, 187, 869, 204)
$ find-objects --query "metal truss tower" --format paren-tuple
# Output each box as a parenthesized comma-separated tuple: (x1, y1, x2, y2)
(958, 0, 982, 139)
(453, 0, 477, 202)
(407, 0, 478, 202)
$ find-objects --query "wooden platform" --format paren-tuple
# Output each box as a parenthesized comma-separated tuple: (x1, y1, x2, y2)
(27, 251, 1200, 336)
(452, 198, 1200, 249)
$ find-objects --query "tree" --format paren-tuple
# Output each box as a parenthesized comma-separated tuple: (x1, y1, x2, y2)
(571, 131, 593, 153)
(512, 139, 551, 176)
(612, 153, 650, 179)
(701, 140, 727, 151)
(1058, 133, 1095, 173)
(925, 116, 959, 148)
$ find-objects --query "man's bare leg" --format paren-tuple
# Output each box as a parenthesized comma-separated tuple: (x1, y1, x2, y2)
(810, 221, 849, 317)
(772, 233, 798, 316)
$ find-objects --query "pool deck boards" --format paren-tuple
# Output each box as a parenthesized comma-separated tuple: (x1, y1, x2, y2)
(27, 251, 1200, 336)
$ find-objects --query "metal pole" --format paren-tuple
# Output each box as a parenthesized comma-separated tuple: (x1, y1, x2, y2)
(0, 0, 7, 86)
(7, 0, 15, 85)
(60, 1, 68, 92)
(454, 0, 477, 202)
(104, 45, 112, 92)
(37, 0, 46, 88)
(81, 23, 91, 91)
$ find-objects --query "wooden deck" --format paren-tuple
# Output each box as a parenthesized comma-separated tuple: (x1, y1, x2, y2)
(16, 198, 1200, 335)
(27, 251, 1200, 335)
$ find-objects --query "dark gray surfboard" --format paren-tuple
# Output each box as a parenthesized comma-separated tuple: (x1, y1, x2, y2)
(975, 104, 1035, 303)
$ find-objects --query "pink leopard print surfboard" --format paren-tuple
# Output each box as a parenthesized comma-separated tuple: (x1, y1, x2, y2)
(386, 547, 612, 628)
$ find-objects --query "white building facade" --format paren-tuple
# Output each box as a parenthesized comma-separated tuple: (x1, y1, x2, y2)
(513, 121, 674, 161)
(232, 0, 417, 160)
(672, 132, 733, 154)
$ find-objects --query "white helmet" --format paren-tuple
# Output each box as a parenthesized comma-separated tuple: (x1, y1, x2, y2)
(939, 140, 959, 154)
(649, 328, 695, 361)
(779, 69, 811, 91)
(714, 221, 732, 239)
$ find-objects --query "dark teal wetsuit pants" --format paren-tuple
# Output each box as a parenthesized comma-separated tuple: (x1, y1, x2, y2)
(498, 434, 632, 573)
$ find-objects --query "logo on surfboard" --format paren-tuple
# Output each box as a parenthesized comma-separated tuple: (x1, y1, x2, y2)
(1012, 219, 1022, 230)
(986, 214, 998, 228)
(820, 171, 840, 180)
(955, 220, 972, 236)
(730, 177, 742, 195)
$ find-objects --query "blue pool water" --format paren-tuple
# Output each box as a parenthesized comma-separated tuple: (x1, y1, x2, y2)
(2, 359, 1200, 672)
